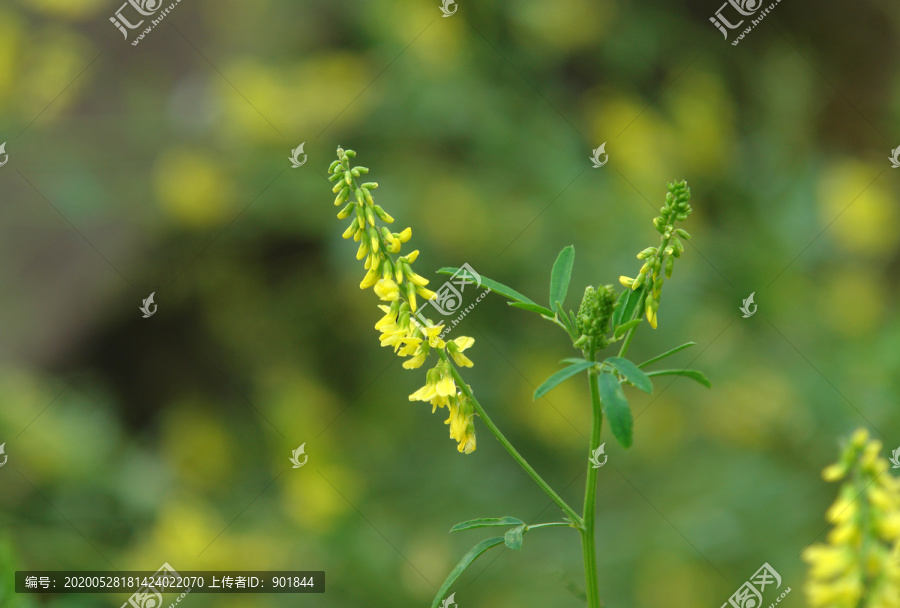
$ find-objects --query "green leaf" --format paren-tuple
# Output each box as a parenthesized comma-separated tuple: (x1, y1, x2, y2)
(450, 517, 524, 532)
(508, 301, 555, 316)
(617, 287, 643, 328)
(613, 318, 642, 339)
(556, 305, 577, 335)
(437, 267, 537, 306)
(597, 373, 633, 448)
(549, 246, 575, 312)
(645, 369, 711, 388)
(611, 289, 629, 329)
(605, 357, 652, 394)
(431, 537, 505, 608)
(534, 360, 596, 400)
(637, 342, 696, 368)
(504, 525, 525, 550)
(561, 357, 591, 365)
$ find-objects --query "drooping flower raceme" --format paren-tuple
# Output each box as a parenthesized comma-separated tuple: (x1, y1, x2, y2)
(803, 428, 900, 608)
(619, 180, 693, 328)
(328, 147, 477, 453)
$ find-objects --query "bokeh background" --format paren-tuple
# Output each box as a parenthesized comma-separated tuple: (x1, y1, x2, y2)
(1, 0, 899, 606)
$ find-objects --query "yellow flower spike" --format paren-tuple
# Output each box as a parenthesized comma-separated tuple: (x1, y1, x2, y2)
(804, 428, 900, 608)
(619, 276, 635, 288)
(374, 278, 400, 301)
(329, 148, 477, 455)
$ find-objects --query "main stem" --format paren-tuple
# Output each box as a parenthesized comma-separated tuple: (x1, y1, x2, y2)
(442, 354, 583, 527)
(581, 286, 647, 607)
(581, 362, 603, 608)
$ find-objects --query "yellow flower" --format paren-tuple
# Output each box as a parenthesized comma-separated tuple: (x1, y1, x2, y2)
(446, 394, 477, 454)
(447, 336, 475, 367)
(374, 278, 400, 301)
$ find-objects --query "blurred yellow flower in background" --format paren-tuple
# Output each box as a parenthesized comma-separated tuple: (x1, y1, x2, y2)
(804, 428, 900, 608)
(818, 161, 898, 257)
(155, 147, 233, 226)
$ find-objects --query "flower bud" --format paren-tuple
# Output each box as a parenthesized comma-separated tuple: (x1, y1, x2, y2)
(337, 202, 354, 219)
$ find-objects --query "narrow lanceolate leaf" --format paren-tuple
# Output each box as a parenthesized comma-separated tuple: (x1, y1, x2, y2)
(450, 517, 524, 532)
(437, 267, 537, 306)
(557, 305, 577, 335)
(597, 373, 633, 448)
(549, 245, 575, 312)
(613, 318, 642, 339)
(431, 537, 505, 608)
(534, 360, 596, 400)
(561, 357, 591, 365)
(611, 289, 629, 329)
(508, 301, 555, 317)
(504, 525, 525, 550)
(645, 369, 711, 388)
(605, 357, 653, 394)
(618, 287, 643, 326)
(637, 342, 696, 368)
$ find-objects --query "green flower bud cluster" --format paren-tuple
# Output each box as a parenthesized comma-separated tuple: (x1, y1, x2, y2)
(574, 284, 616, 350)
(619, 180, 692, 328)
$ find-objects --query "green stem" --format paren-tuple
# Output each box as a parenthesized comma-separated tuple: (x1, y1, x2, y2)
(581, 364, 603, 608)
(617, 288, 648, 358)
(442, 353, 584, 528)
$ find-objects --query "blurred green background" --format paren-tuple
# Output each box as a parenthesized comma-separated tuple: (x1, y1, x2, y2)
(1, 0, 899, 606)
